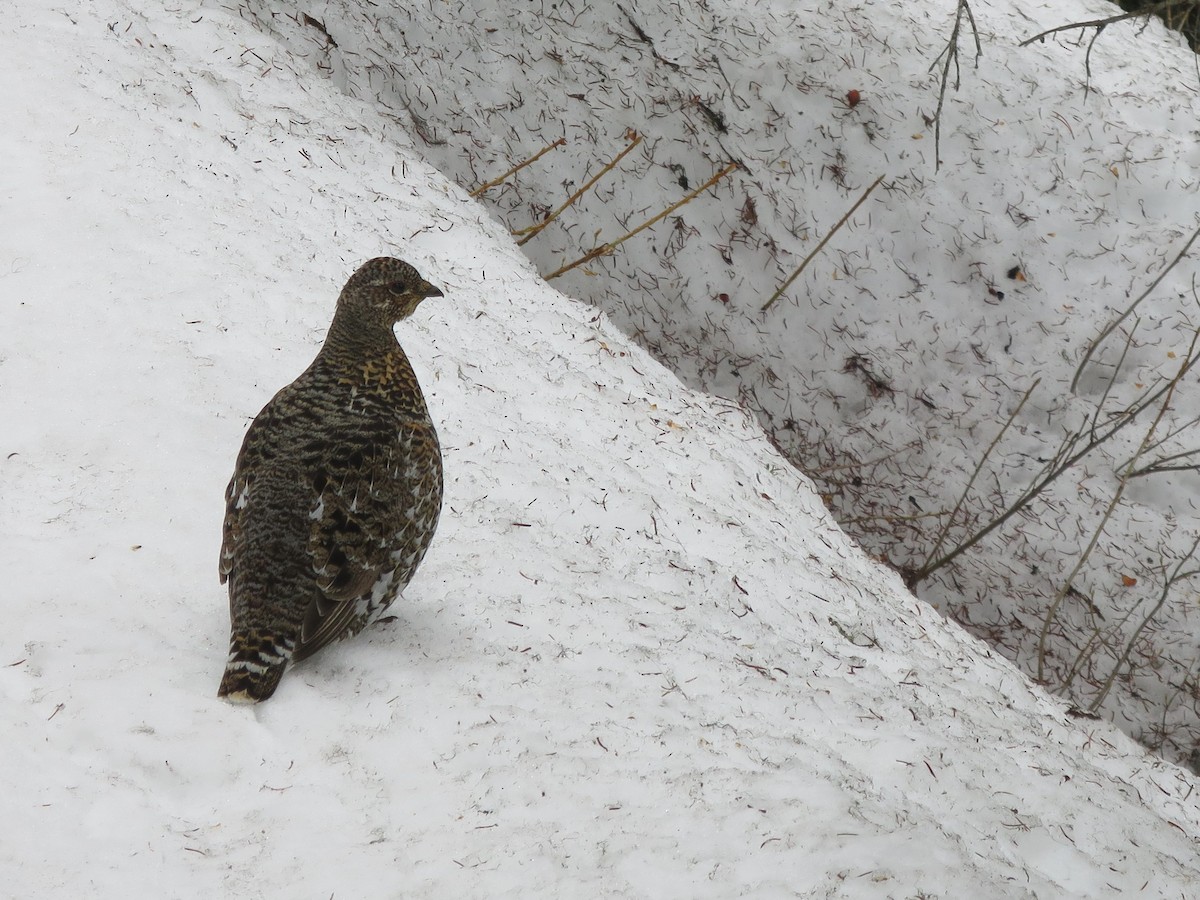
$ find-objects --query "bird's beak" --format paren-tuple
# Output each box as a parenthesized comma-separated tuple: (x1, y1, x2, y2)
(421, 282, 444, 299)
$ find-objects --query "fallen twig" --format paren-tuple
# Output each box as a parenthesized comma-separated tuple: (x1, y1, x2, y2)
(761, 174, 885, 312)
(544, 161, 740, 281)
(469, 137, 566, 198)
(516, 132, 642, 245)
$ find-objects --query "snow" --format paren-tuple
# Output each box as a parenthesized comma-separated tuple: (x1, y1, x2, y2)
(264, 0, 1200, 762)
(3, 1, 1199, 897)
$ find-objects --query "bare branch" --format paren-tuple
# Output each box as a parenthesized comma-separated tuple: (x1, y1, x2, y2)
(1036, 329, 1200, 681)
(1090, 531, 1200, 712)
(1020, 2, 1187, 48)
(910, 332, 1200, 587)
(929, 0, 981, 173)
(1071, 224, 1200, 393)
(912, 379, 1039, 585)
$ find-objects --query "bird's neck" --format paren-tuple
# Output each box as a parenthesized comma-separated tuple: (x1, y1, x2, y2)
(317, 311, 426, 414)
(321, 308, 401, 361)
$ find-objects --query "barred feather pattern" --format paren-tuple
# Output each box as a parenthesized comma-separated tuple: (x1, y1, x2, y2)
(218, 258, 444, 702)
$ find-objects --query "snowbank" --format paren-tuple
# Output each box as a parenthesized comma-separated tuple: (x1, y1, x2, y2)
(2, 2, 1198, 897)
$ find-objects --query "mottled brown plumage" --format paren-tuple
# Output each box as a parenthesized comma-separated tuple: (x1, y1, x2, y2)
(218, 258, 445, 702)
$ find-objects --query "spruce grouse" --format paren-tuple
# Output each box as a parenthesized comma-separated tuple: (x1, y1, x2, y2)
(218, 257, 445, 702)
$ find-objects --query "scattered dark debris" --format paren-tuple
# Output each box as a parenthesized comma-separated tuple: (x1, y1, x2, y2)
(843, 354, 895, 398)
(301, 13, 338, 48)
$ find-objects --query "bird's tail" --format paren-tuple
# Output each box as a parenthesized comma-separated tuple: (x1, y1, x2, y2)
(218, 632, 293, 703)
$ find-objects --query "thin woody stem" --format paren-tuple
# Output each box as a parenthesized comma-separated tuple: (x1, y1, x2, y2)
(469, 138, 566, 198)
(545, 161, 740, 281)
(761, 174, 885, 313)
(517, 134, 643, 245)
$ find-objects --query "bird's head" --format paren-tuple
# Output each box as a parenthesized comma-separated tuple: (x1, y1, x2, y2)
(339, 257, 444, 324)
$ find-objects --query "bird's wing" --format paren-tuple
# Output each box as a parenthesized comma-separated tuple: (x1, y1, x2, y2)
(295, 423, 431, 660)
(219, 472, 244, 586)
(294, 594, 367, 663)
(220, 393, 295, 586)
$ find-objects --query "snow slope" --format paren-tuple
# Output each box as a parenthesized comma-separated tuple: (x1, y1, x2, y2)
(3, 2, 1200, 897)
(261, 0, 1200, 761)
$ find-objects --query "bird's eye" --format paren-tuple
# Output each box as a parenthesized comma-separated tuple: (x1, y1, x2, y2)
(387, 282, 408, 296)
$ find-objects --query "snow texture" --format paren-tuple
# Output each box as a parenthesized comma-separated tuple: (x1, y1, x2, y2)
(3, 1, 1199, 897)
